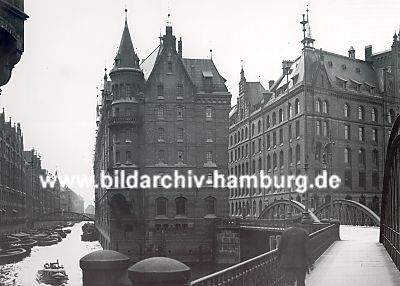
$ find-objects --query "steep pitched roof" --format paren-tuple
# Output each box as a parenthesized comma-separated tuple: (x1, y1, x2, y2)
(245, 82, 267, 108)
(182, 58, 228, 92)
(111, 18, 140, 71)
(274, 48, 379, 94)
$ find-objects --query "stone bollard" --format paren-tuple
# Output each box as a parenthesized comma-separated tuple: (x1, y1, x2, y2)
(128, 257, 191, 286)
(80, 250, 131, 286)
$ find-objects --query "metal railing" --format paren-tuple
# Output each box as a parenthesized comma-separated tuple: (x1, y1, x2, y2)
(191, 223, 339, 286)
(380, 115, 400, 270)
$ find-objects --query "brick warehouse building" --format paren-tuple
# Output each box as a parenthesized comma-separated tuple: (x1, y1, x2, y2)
(94, 13, 231, 262)
(228, 18, 400, 218)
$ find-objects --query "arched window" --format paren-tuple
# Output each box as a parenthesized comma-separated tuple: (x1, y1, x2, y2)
(251, 123, 255, 136)
(230, 135, 233, 146)
(267, 154, 271, 171)
(205, 196, 216, 215)
(315, 99, 321, 113)
(358, 148, 366, 166)
(206, 107, 213, 119)
(272, 112, 277, 126)
(295, 99, 300, 114)
(245, 127, 248, 138)
(258, 120, 262, 134)
(296, 144, 301, 163)
(372, 108, 377, 122)
(279, 109, 283, 123)
(175, 197, 187, 216)
(288, 103, 292, 118)
(273, 153, 277, 169)
(322, 101, 328, 114)
(289, 147, 293, 164)
(266, 116, 270, 129)
(234, 133, 237, 144)
(372, 149, 379, 167)
(156, 197, 168, 216)
(344, 103, 350, 117)
(344, 147, 351, 164)
(258, 200, 263, 216)
(358, 105, 364, 120)
(279, 151, 284, 168)
(258, 157, 262, 170)
(241, 129, 244, 141)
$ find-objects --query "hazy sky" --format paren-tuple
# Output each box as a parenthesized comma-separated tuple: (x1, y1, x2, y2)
(1, 0, 399, 206)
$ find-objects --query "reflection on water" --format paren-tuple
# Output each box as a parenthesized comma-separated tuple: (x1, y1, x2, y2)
(0, 222, 102, 286)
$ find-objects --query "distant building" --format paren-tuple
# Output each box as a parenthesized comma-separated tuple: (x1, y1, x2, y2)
(85, 204, 95, 215)
(0, 0, 28, 92)
(0, 110, 26, 234)
(94, 13, 231, 262)
(60, 186, 84, 214)
(228, 15, 400, 218)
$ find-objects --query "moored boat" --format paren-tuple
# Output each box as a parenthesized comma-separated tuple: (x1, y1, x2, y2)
(0, 247, 27, 264)
(36, 260, 69, 284)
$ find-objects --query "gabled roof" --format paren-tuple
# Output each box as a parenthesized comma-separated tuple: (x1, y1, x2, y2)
(274, 48, 380, 94)
(245, 82, 267, 108)
(182, 58, 228, 92)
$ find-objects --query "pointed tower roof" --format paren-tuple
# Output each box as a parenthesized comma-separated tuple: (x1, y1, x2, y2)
(111, 9, 140, 71)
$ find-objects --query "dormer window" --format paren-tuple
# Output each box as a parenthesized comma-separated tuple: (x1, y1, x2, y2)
(341, 64, 346, 70)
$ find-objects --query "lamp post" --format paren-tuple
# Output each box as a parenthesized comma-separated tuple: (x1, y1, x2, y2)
(323, 141, 335, 220)
(282, 60, 293, 215)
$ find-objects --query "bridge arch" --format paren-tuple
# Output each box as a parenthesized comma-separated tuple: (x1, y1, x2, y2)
(314, 199, 380, 226)
(36, 211, 94, 221)
(380, 114, 400, 269)
(259, 199, 320, 222)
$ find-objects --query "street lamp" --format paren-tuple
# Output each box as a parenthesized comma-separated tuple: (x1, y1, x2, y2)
(282, 60, 293, 215)
(323, 141, 335, 220)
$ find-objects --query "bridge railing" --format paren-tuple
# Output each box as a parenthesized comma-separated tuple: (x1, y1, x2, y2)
(191, 223, 339, 286)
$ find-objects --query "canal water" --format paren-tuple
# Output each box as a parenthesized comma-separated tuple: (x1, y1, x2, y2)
(0, 222, 228, 285)
(0, 222, 101, 286)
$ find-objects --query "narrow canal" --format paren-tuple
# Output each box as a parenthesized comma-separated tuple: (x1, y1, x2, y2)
(0, 222, 101, 286)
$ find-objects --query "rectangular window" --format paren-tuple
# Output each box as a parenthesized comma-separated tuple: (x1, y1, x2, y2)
(245, 144, 248, 156)
(279, 129, 283, 144)
(316, 120, 321, 136)
(116, 151, 120, 164)
(273, 132, 276, 146)
(178, 151, 184, 162)
(372, 129, 378, 143)
(345, 125, 350, 140)
(345, 170, 352, 188)
(252, 141, 255, 154)
(157, 85, 164, 97)
(258, 138, 262, 152)
(206, 129, 212, 141)
(157, 106, 164, 119)
(206, 107, 213, 119)
(176, 84, 183, 98)
(288, 124, 292, 139)
(295, 121, 300, 137)
(177, 128, 183, 141)
(158, 150, 165, 163)
(359, 171, 366, 188)
(126, 151, 132, 164)
(267, 135, 270, 148)
(323, 121, 328, 137)
(358, 127, 365, 141)
(177, 107, 183, 119)
(158, 128, 164, 141)
(206, 151, 213, 162)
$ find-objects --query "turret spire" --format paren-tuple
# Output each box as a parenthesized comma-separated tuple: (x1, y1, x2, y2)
(112, 9, 140, 71)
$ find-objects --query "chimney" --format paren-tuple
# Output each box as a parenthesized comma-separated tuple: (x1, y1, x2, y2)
(269, 80, 275, 89)
(178, 37, 182, 57)
(348, 46, 355, 59)
(365, 45, 372, 62)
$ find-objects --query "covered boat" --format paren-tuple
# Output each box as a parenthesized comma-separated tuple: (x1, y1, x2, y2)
(36, 260, 69, 284)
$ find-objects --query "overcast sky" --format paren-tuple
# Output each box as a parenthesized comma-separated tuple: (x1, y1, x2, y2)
(1, 0, 399, 207)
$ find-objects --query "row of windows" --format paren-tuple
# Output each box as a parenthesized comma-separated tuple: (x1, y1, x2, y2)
(156, 150, 214, 164)
(158, 127, 213, 142)
(230, 144, 302, 174)
(230, 147, 379, 175)
(229, 121, 301, 162)
(155, 196, 216, 216)
(230, 99, 302, 147)
(156, 106, 214, 120)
